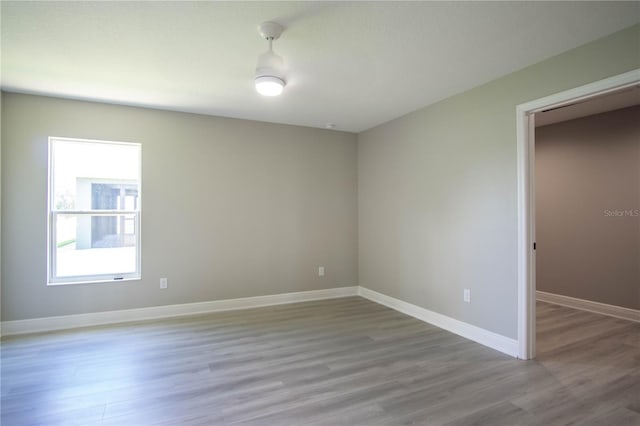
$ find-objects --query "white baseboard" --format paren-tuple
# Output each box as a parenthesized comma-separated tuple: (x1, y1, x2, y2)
(0, 286, 359, 337)
(537, 291, 640, 323)
(1, 285, 522, 360)
(358, 287, 519, 358)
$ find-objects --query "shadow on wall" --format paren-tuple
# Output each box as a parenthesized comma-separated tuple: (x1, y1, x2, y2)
(535, 105, 640, 310)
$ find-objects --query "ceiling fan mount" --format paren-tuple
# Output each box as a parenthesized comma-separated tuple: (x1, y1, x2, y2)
(258, 22, 284, 41)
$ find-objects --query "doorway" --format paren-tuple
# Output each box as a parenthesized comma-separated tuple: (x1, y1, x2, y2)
(515, 69, 640, 360)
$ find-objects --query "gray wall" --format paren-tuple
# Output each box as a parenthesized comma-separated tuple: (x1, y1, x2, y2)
(0, 93, 2, 326)
(358, 25, 639, 339)
(536, 106, 640, 310)
(1, 93, 358, 321)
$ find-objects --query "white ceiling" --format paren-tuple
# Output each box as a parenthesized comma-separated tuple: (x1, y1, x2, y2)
(1, 1, 638, 133)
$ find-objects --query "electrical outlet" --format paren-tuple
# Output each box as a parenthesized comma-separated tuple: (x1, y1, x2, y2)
(160, 278, 168, 289)
(463, 289, 470, 303)
(318, 266, 325, 277)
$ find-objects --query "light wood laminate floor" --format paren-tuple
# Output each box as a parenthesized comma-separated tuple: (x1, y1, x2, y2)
(1, 297, 639, 425)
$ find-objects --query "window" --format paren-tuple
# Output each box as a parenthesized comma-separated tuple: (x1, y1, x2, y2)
(48, 137, 141, 285)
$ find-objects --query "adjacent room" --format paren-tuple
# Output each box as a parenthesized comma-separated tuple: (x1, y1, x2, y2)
(1, 2, 639, 425)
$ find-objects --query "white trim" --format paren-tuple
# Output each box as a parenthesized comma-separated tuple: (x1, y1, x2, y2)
(537, 291, 640, 323)
(0, 286, 358, 336)
(358, 287, 519, 358)
(515, 68, 640, 360)
(516, 110, 537, 360)
(516, 70, 640, 114)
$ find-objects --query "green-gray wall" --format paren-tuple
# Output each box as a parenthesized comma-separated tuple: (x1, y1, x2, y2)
(1, 94, 358, 321)
(358, 25, 639, 339)
(0, 89, 2, 326)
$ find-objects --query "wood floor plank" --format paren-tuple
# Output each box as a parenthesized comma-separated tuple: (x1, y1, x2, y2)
(1, 298, 638, 425)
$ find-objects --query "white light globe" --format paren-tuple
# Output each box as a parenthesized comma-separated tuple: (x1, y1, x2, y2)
(255, 76, 285, 96)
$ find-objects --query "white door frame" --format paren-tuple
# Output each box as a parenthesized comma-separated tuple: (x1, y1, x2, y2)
(515, 69, 640, 360)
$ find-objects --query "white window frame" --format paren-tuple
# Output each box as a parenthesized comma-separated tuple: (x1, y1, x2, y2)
(47, 137, 142, 285)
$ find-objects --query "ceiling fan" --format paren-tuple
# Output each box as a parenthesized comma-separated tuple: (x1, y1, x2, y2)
(254, 21, 286, 97)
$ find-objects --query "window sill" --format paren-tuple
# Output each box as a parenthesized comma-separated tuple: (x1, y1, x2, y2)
(47, 277, 141, 286)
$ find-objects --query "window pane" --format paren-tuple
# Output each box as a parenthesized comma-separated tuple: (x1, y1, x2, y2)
(52, 140, 140, 211)
(55, 213, 138, 278)
(49, 138, 141, 284)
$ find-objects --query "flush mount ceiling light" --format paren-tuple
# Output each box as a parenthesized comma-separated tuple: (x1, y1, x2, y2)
(255, 21, 286, 97)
